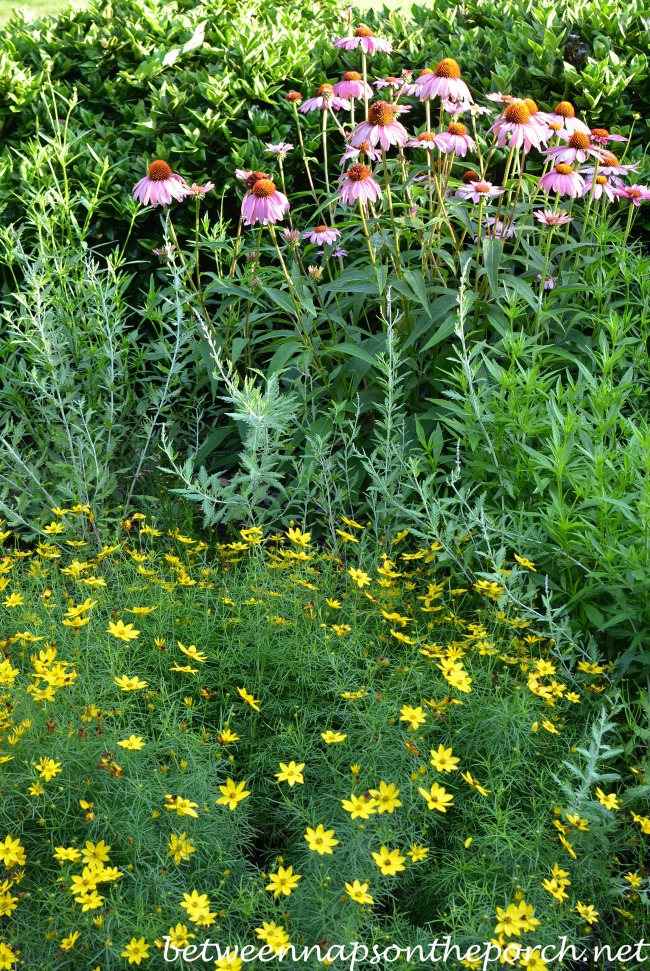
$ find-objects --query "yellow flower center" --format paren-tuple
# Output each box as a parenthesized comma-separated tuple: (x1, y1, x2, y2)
(462, 170, 480, 183)
(343, 71, 362, 82)
(555, 100, 575, 118)
(147, 160, 172, 181)
(251, 179, 277, 198)
(555, 164, 573, 175)
(595, 175, 607, 185)
(504, 102, 531, 124)
(418, 131, 437, 141)
(601, 151, 618, 166)
(447, 122, 467, 136)
(434, 58, 461, 79)
(318, 83, 333, 96)
(314, 225, 329, 233)
(474, 181, 491, 193)
(368, 100, 395, 126)
(354, 26, 374, 36)
(524, 98, 539, 114)
(591, 127, 609, 138)
(245, 170, 269, 189)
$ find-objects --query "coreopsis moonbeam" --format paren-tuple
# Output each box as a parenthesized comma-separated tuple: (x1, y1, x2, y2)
(216, 779, 251, 810)
(345, 880, 375, 904)
(338, 165, 382, 206)
(332, 25, 392, 55)
(241, 178, 289, 227)
(304, 825, 339, 854)
(265, 865, 301, 898)
(120, 938, 150, 965)
(350, 101, 408, 151)
(333, 71, 373, 100)
(275, 761, 305, 786)
(418, 58, 472, 105)
(419, 782, 454, 812)
(538, 164, 585, 198)
(132, 160, 190, 208)
(371, 846, 406, 875)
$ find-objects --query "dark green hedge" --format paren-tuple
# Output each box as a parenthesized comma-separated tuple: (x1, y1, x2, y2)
(0, 0, 647, 254)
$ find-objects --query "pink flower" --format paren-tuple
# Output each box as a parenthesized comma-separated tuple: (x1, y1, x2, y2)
(235, 169, 270, 186)
(579, 152, 639, 183)
(436, 122, 476, 157)
(373, 75, 404, 93)
(300, 84, 351, 113)
(332, 26, 392, 55)
(490, 102, 549, 153)
(544, 131, 605, 164)
(546, 101, 590, 135)
(456, 180, 505, 203)
(534, 209, 573, 226)
(473, 217, 516, 242)
(339, 142, 382, 167)
(265, 143, 294, 156)
(614, 184, 650, 206)
(332, 246, 348, 258)
(536, 273, 556, 290)
(486, 92, 516, 103)
(132, 160, 191, 208)
(349, 101, 408, 151)
(405, 131, 447, 151)
(186, 181, 214, 196)
(333, 71, 374, 100)
(581, 175, 618, 203)
(302, 225, 342, 245)
(589, 127, 628, 146)
(338, 164, 382, 206)
(241, 178, 290, 226)
(419, 58, 473, 104)
(537, 164, 585, 198)
(402, 68, 434, 97)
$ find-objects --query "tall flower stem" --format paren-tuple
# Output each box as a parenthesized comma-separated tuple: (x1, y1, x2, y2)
(382, 150, 402, 278)
(580, 158, 599, 245)
(277, 156, 293, 228)
(268, 225, 329, 384)
(358, 199, 376, 265)
(538, 226, 554, 303)
(622, 198, 637, 248)
(166, 212, 212, 328)
(322, 109, 335, 221)
(361, 49, 369, 119)
(291, 102, 318, 202)
(474, 197, 484, 297)
(492, 144, 517, 230)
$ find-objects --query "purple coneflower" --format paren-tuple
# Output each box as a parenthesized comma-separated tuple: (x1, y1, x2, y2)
(241, 178, 290, 226)
(546, 101, 590, 135)
(374, 75, 403, 93)
(265, 143, 294, 156)
(485, 92, 516, 103)
(490, 102, 548, 153)
(580, 151, 638, 184)
(302, 225, 342, 245)
(589, 127, 628, 146)
(402, 68, 434, 97)
(349, 101, 408, 151)
(235, 169, 270, 186)
(300, 83, 351, 113)
(544, 131, 605, 165)
(132, 160, 190, 208)
(186, 181, 214, 196)
(456, 180, 504, 203)
(614, 184, 650, 206)
(332, 25, 392, 55)
(332, 246, 348, 259)
(405, 131, 447, 151)
(581, 175, 618, 203)
(333, 71, 374, 100)
(537, 164, 585, 198)
(536, 273, 556, 290)
(473, 217, 516, 242)
(338, 164, 382, 206)
(339, 141, 382, 166)
(534, 210, 573, 226)
(436, 121, 476, 157)
(419, 58, 473, 105)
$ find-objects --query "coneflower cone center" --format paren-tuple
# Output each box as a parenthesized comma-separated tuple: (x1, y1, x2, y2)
(628, 188, 642, 198)
(475, 182, 491, 193)
(434, 57, 461, 78)
(354, 26, 373, 36)
(148, 160, 172, 181)
(418, 131, 437, 141)
(314, 225, 329, 233)
(568, 132, 590, 149)
(385, 76, 398, 83)
(524, 98, 539, 114)
(595, 175, 607, 185)
(602, 152, 618, 166)
(555, 101, 575, 118)
(556, 164, 573, 175)
(343, 71, 362, 82)
(347, 164, 371, 182)
(462, 170, 480, 183)
(504, 103, 530, 124)
(251, 178, 277, 197)
(368, 101, 395, 126)
(447, 122, 467, 136)
(591, 128, 609, 137)
(245, 170, 269, 189)
(318, 83, 333, 96)
(418, 68, 434, 77)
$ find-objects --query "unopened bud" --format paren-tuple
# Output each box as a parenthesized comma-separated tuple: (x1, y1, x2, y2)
(283, 228, 301, 245)
(308, 265, 324, 280)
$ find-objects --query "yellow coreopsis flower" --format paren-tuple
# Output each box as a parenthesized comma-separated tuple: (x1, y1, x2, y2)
(215, 779, 251, 810)
(265, 865, 301, 898)
(345, 879, 374, 905)
(117, 736, 145, 751)
(341, 793, 378, 820)
(595, 787, 620, 810)
(164, 796, 199, 818)
(321, 730, 347, 744)
(114, 675, 148, 691)
(461, 771, 490, 797)
(418, 782, 454, 813)
(399, 705, 427, 730)
(35, 757, 62, 782)
(304, 825, 339, 855)
(576, 901, 599, 924)
(430, 744, 460, 772)
(167, 833, 196, 865)
(237, 686, 261, 711)
(369, 781, 402, 814)
(107, 620, 140, 641)
(275, 761, 305, 786)
(371, 846, 406, 876)
(347, 568, 372, 588)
